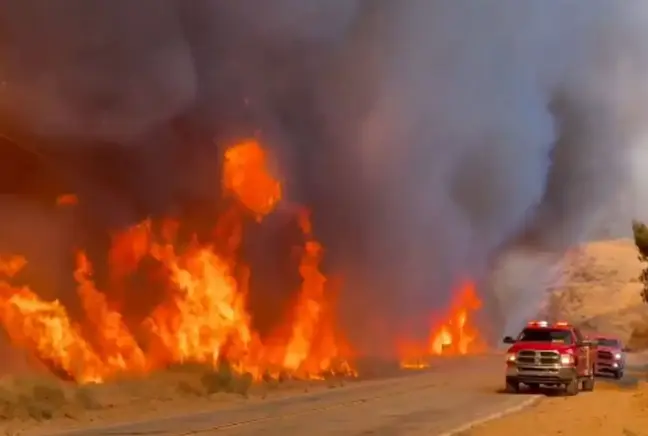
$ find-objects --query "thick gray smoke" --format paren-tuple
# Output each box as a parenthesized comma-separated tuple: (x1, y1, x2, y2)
(1, 0, 648, 354)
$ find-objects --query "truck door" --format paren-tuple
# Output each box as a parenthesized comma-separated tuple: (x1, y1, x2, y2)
(573, 328, 589, 375)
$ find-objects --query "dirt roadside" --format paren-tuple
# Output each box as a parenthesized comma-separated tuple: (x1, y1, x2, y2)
(466, 369, 648, 436)
(0, 364, 357, 436)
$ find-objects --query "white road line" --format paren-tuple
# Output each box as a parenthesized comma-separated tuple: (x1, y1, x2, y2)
(438, 395, 542, 436)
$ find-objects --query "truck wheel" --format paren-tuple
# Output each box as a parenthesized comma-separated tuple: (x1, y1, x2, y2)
(505, 377, 520, 393)
(614, 370, 624, 380)
(582, 375, 595, 392)
(564, 378, 579, 396)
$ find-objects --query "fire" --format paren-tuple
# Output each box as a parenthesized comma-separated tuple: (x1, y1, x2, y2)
(429, 281, 484, 356)
(400, 281, 485, 369)
(430, 282, 483, 355)
(56, 193, 78, 206)
(222, 139, 281, 219)
(431, 327, 454, 354)
(0, 139, 354, 384)
(0, 283, 105, 383)
(0, 255, 26, 278)
(280, 210, 356, 378)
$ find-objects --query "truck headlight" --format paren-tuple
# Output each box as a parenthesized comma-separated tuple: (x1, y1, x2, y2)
(560, 354, 574, 365)
(614, 353, 622, 360)
(506, 352, 516, 362)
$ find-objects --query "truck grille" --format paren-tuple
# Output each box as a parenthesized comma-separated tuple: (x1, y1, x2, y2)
(516, 350, 560, 366)
(597, 350, 613, 360)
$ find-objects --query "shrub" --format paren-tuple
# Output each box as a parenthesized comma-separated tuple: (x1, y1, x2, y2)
(632, 220, 648, 303)
(199, 363, 252, 396)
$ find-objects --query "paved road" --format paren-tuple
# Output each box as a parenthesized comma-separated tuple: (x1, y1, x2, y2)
(43, 354, 539, 436)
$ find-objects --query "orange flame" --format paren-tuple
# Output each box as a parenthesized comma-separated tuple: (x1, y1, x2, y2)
(279, 209, 356, 378)
(400, 281, 485, 369)
(429, 282, 483, 356)
(0, 139, 354, 384)
(56, 194, 78, 206)
(0, 255, 26, 278)
(223, 139, 282, 219)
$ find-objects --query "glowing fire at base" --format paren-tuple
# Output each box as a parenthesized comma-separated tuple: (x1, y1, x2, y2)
(400, 281, 485, 369)
(0, 140, 355, 384)
(429, 282, 483, 355)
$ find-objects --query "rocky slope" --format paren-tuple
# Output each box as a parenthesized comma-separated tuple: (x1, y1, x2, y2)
(488, 238, 648, 349)
(545, 239, 648, 348)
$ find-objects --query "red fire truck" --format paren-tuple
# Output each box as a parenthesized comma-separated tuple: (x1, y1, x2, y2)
(502, 320, 597, 395)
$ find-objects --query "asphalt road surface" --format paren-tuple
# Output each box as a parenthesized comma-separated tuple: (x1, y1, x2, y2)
(43, 354, 540, 436)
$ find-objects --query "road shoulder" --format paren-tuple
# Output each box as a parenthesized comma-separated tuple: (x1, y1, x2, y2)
(465, 380, 648, 436)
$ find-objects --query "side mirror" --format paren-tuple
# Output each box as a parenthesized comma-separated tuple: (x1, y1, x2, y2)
(578, 339, 596, 347)
(622, 347, 631, 352)
(502, 336, 515, 344)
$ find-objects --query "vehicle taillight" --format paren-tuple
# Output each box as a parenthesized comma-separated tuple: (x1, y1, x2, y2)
(560, 353, 574, 365)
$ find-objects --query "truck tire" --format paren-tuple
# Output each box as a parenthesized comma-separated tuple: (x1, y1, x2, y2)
(582, 375, 595, 392)
(614, 370, 624, 380)
(505, 377, 520, 393)
(565, 377, 579, 396)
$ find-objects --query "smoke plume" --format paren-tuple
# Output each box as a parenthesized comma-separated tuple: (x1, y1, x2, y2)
(1, 0, 648, 354)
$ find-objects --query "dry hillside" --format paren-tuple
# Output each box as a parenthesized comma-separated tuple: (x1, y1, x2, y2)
(546, 238, 648, 348)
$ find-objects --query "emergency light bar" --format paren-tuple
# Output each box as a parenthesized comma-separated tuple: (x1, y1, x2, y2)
(527, 320, 549, 327)
(526, 320, 571, 328)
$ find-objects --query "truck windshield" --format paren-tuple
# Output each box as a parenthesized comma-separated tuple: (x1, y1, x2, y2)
(597, 338, 620, 347)
(517, 328, 573, 344)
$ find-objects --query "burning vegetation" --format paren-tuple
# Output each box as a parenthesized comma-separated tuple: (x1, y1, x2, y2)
(0, 140, 487, 385)
(0, 140, 355, 384)
(399, 282, 486, 369)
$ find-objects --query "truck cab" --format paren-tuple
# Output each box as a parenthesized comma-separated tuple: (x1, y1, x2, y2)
(502, 320, 597, 395)
(594, 335, 627, 379)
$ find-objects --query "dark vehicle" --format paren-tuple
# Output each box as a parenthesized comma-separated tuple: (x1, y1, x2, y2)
(594, 335, 628, 379)
(502, 320, 597, 396)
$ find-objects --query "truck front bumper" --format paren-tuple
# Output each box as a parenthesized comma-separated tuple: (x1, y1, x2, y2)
(595, 359, 623, 374)
(506, 364, 577, 384)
